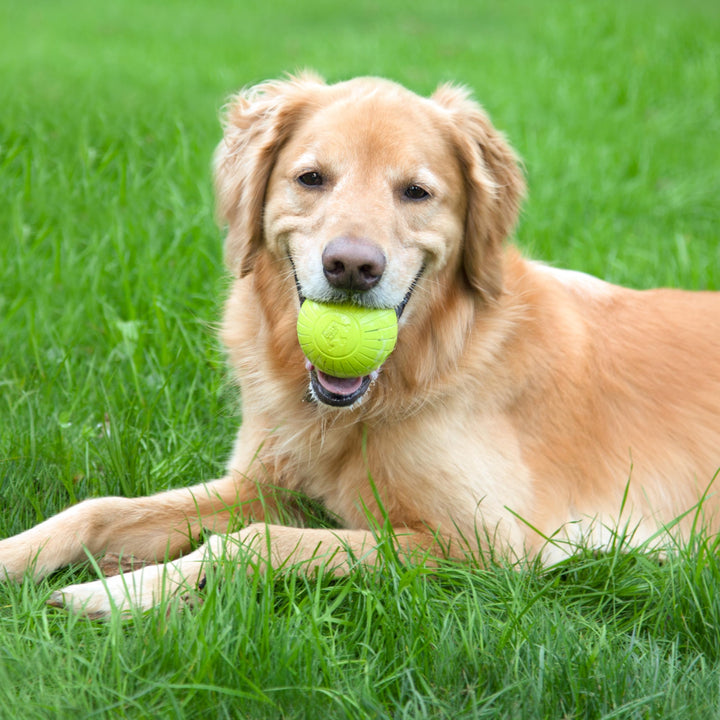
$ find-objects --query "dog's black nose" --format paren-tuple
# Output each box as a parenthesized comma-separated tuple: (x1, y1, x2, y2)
(322, 237, 386, 292)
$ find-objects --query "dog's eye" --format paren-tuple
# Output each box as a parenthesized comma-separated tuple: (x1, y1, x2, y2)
(404, 184, 430, 200)
(298, 171, 324, 187)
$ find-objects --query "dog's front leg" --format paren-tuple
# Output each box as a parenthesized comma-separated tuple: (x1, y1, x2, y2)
(0, 475, 264, 581)
(47, 524, 438, 617)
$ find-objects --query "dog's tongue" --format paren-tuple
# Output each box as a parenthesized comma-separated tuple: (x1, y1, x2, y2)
(316, 370, 364, 396)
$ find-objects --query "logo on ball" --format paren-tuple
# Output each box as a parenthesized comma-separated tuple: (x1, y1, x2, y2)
(318, 315, 355, 355)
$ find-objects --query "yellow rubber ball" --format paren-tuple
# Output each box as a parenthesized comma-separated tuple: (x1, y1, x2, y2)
(297, 300, 398, 378)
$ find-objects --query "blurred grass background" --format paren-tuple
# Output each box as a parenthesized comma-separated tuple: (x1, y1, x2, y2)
(1, 0, 719, 717)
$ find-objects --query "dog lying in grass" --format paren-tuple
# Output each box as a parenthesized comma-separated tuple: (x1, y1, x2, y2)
(1, 73, 719, 616)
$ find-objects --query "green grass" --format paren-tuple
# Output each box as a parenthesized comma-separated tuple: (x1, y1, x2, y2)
(1, 0, 720, 717)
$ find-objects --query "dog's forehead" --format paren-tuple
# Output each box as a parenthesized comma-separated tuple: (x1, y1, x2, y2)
(290, 85, 452, 167)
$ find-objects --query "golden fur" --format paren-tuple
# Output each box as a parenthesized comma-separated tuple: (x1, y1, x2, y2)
(1, 73, 719, 615)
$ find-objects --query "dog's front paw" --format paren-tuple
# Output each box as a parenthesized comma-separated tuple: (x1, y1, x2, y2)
(48, 581, 120, 618)
(47, 552, 208, 617)
(47, 564, 168, 617)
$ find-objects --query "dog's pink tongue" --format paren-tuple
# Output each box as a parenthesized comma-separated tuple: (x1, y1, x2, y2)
(316, 371, 364, 396)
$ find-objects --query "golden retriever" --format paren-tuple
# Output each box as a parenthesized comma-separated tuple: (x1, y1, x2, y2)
(1, 73, 719, 616)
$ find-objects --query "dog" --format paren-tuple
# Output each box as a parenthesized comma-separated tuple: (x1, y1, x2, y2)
(1, 73, 719, 616)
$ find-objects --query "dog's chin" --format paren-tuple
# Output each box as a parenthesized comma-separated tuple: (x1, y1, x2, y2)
(307, 365, 375, 408)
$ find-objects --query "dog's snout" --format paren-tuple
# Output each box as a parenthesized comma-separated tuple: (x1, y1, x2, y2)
(322, 237, 386, 292)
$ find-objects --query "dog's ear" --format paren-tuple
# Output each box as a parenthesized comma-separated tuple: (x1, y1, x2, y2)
(431, 84, 525, 301)
(214, 72, 326, 277)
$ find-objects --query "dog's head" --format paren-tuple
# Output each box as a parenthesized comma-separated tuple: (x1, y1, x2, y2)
(215, 73, 524, 408)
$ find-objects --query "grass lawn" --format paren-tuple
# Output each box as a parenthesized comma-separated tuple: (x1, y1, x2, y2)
(1, 0, 720, 717)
